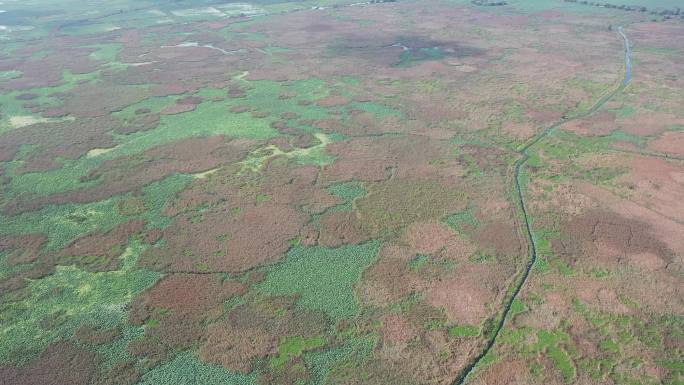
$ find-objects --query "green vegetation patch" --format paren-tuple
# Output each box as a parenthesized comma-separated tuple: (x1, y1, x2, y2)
(408, 254, 455, 274)
(326, 180, 366, 212)
(271, 335, 326, 367)
(607, 103, 635, 118)
(305, 335, 378, 385)
(0, 174, 191, 251)
(468, 250, 495, 263)
(408, 254, 430, 270)
(509, 298, 528, 317)
(444, 205, 480, 235)
(0, 241, 160, 364)
(534, 329, 576, 382)
(114, 99, 278, 156)
(257, 241, 380, 320)
(87, 43, 122, 62)
(397, 46, 445, 67)
(448, 324, 480, 338)
(137, 351, 257, 385)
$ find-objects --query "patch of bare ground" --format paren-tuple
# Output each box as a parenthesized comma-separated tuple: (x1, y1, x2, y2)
(129, 274, 247, 349)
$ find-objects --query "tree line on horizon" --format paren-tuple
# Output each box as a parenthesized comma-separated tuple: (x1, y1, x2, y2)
(562, 0, 683, 20)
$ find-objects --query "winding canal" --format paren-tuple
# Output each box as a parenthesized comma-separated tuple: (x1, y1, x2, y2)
(451, 26, 632, 385)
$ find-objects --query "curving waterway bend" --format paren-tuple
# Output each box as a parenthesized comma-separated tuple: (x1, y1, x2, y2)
(451, 27, 632, 385)
(618, 26, 632, 85)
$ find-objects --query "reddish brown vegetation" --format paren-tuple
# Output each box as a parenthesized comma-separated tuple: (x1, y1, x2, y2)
(141, 202, 307, 273)
(380, 313, 417, 344)
(315, 95, 350, 107)
(129, 274, 247, 349)
(470, 358, 532, 385)
(5, 136, 254, 215)
(0, 117, 120, 171)
(554, 209, 674, 269)
(53, 83, 149, 118)
(57, 219, 145, 271)
(0, 46, 101, 91)
(199, 296, 328, 373)
(357, 244, 417, 306)
(0, 234, 46, 266)
(229, 104, 253, 113)
(74, 325, 121, 346)
(141, 160, 346, 273)
(648, 131, 684, 156)
(472, 221, 523, 257)
(402, 222, 455, 255)
(160, 103, 197, 115)
(114, 112, 160, 135)
(318, 211, 369, 247)
(421, 263, 508, 325)
(0, 341, 97, 385)
(93, 361, 139, 385)
(321, 135, 467, 184)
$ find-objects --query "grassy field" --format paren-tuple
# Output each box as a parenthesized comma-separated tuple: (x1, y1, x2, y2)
(0, 0, 682, 384)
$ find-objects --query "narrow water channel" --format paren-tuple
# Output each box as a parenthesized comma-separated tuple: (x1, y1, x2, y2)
(451, 26, 632, 385)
